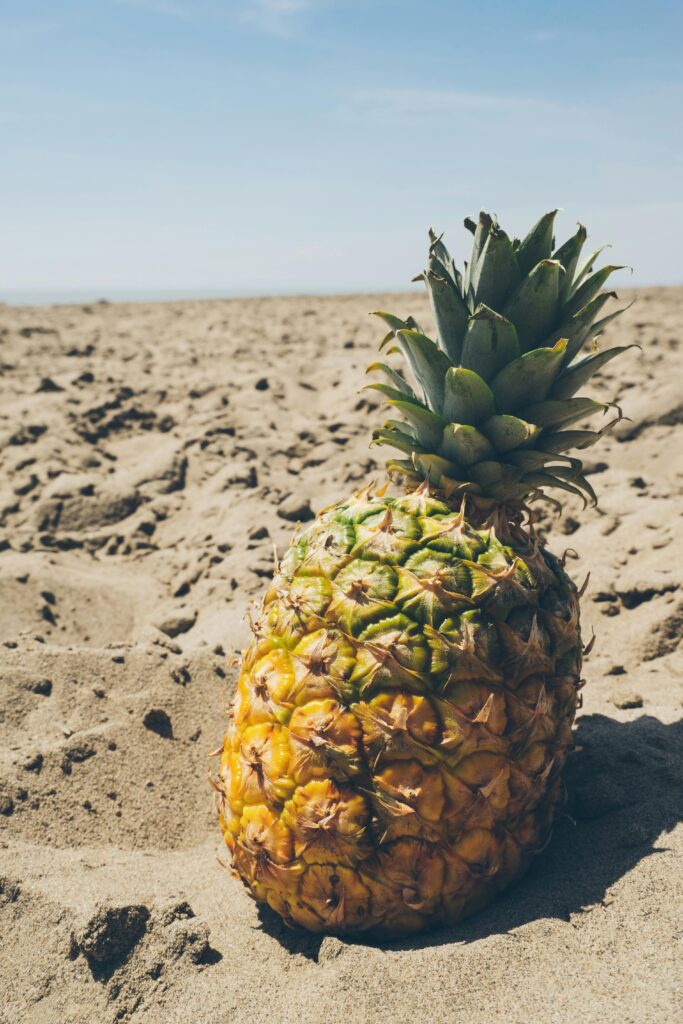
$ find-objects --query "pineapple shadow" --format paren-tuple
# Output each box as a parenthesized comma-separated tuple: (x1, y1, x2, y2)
(255, 713, 683, 959)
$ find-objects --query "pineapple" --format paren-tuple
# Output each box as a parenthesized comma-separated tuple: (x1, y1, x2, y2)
(213, 210, 632, 938)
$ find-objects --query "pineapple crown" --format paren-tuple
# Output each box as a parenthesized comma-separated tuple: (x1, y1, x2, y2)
(367, 210, 635, 511)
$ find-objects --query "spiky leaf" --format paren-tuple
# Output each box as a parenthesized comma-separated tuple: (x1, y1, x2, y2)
(428, 230, 463, 293)
(443, 368, 496, 425)
(424, 270, 469, 363)
(440, 424, 496, 466)
(387, 399, 444, 450)
(516, 210, 557, 276)
(470, 460, 523, 491)
(480, 414, 541, 452)
(505, 450, 577, 473)
(460, 306, 520, 383)
(365, 382, 425, 406)
(571, 245, 610, 294)
(491, 338, 567, 413)
(470, 226, 521, 309)
(464, 211, 493, 297)
(536, 417, 620, 453)
(366, 362, 417, 399)
(413, 453, 470, 488)
(503, 260, 565, 351)
(395, 330, 452, 413)
(520, 397, 609, 429)
(551, 346, 637, 400)
(369, 210, 630, 506)
(374, 310, 415, 336)
(553, 223, 587, 299)
(373, 426, 426, 456)
(553, 465, 598, 506)
(564, 265, 626, 319)
(591, 300, 635, 339)
(539, 291, 616, 359)
(522, 471, 590, 506)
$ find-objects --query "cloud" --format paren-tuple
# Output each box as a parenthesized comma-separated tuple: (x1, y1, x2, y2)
(345, 88, 578, 120)
(528, 29, 562, 43)
(112, 0, 196, 19)
(341, 88, 594, 136)
(251, 0, 311, 10)
(112, 0, 317, 35)
(241, 0, 315, 35)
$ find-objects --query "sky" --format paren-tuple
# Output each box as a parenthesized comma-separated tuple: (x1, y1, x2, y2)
(1, 0, 682, 299)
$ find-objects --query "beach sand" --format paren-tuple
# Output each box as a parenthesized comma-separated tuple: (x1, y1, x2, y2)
(0, 289, 681, 1023)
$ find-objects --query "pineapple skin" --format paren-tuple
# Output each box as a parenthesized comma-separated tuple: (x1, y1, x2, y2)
(215, 487, 582, 938)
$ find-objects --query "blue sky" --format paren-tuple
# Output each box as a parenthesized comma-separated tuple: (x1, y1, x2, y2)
(1, 0, 682, 296)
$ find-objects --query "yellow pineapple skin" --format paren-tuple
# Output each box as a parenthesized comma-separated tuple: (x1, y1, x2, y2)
(214, 488, 582, 938)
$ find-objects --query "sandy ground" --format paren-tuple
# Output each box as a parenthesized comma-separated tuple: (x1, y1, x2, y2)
(0, 288, 681, 1024)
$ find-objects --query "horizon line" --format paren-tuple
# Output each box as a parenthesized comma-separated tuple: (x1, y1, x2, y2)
(2, 280, 677, 309)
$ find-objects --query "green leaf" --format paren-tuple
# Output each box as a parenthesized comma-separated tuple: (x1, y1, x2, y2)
(551, 345, 637, 400)
(590, 299, 635, 338)
(505, 450, 577, 473)
(564, 265, 626, 319)
(535, 415, 622, 453)
(464, 211, 493, 297)
(536, 429, 603, 453)
(366, 361, 417, 399)
(571, 245, 610, 294)
(522, 471, 589, 506)
(373, 310, 415, 335)
(424, 269, 469, 364)
(428, 254, 457, 291)
(387, 399, 444, 450)
(460, 305, 520, 383)
(443, 367, 496, 425)
(552, 466, 598, 506)
(364, 382, 425, 406)
(516, 210, 557, 277)
(553, 223, 587, 299)
(520, 397, 609, 429)
(470, 460, 524, 491)
(374, 311, 423, 352)
(440, 424, 496, 466)
(491, 338, 567, 413)
(385, 457, 416, 479)
(503, 259, 565, 352)
(395, 329, 452, 413)
(470, 226, 521, 309)
(541, 291, 616, 360)
(383, 417, 415, 431)
(428, 250, 457, 288)
(413, 454, 470, 488)
(480, 414, 541, 452)
(428, 229, 463, 294)
(372, 426, 426, 456)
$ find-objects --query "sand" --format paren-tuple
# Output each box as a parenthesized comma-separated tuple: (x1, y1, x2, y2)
(0, 289, 681, 1024)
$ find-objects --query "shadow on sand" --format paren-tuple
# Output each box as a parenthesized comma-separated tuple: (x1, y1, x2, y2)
(256, 714, 683, 960)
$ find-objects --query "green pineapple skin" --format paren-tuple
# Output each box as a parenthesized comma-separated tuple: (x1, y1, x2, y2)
(216, 487, 582, 938)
